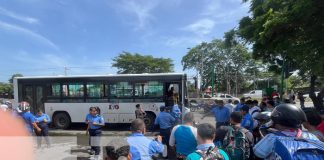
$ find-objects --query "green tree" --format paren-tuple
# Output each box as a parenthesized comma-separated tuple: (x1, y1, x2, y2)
(182, 33, 252, 94)
(9, 73, 23, 83)
(238, 0, 324, 109)
(112, 52, 174, 74)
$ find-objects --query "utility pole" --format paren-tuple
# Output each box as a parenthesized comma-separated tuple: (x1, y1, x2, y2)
(235, 71, 238, 97)
(64, 66, 70, 76)
(280, 57, 285, 100)
(212, 67, 215, 97)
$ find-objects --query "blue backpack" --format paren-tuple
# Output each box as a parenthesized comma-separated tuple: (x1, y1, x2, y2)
(272, 133, 324, 160)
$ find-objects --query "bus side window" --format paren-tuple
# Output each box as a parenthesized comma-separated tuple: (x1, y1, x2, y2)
(109, 82, 133, 102)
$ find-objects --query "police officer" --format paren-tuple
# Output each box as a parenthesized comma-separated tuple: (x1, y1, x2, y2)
(35, 108, 51, 148)
(85, 106, 105, 157)
(18, 101, 41, 135)
(154, 106, 176, 158)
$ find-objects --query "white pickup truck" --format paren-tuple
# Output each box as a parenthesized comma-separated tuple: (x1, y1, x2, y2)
(243, 90, 263, 99)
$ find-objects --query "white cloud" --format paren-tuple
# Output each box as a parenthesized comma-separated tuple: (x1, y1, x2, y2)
(0, 21, 59, 50)
(164, 36, 203, 47)
(0, 7, 39, 24)
(14, 51, 67, 68)
(182, 18, 216, 36)
(113, 0, 158, 30)
(201, 0, 221, 16)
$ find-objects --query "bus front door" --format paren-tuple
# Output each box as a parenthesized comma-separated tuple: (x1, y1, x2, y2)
(22, 85, 44, 114)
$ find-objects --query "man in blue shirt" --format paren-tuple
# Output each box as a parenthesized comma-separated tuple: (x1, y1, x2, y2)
(18, 101, 41, 135)
(169, 112, 197, 158)
(154, 106, 176, 144)
(35, 109, 51, 148)
(240, 105, 254, 131)
(235, 97, 245, 111)
(171, 104, 181, 124)
(202, 100, 230, 129)
(127, 119, 164, 160)
(85, 106, 105, 157)
(154, 106, 176, 158)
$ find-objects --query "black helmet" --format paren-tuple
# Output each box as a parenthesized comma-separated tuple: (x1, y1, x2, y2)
(271, 104, 307, 128)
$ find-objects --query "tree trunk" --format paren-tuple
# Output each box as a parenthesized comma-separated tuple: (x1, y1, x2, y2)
(309, 75, 324, 111)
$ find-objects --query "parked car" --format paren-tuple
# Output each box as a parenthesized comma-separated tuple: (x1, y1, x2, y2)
(215, 94, 240, 102)
(243, 90, 263, 99)
(303, 91, 320, 98)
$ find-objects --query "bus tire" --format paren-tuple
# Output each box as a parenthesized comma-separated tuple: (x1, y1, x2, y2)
(53, 112, 71, 129)
(144, 112, 156, 129)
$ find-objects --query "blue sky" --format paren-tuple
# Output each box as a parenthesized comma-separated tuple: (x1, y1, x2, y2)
(0, 0, 249, 82)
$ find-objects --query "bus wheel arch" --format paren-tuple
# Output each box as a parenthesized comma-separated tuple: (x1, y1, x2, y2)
(53, 111, 71, 129)
(144, 111, 156, 129)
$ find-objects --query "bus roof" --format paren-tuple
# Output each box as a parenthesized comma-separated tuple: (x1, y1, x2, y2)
(14, 73, 186, 80)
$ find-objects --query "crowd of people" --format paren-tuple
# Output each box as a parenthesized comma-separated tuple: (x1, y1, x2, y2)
(1, 96, 324, 160)
(0, 100, 51, 148)
(112, 97, 324, 160)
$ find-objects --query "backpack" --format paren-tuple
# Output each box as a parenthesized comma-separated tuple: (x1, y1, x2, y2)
(196, 146, 224, 160)
(271, 132, 324, 160)
(223, 127, 250, 160)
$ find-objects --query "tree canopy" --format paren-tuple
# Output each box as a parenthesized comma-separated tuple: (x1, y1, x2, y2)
(9, 73, 23, 84)
(182, 30, 254, 94)
(238, 0, 324, 109)
(112, 52, 174, 74)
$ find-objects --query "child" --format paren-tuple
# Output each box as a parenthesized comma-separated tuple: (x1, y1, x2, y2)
(85, 106, 105, 157)
(35, 109, 51, 148)
(135, 104, 146, 120)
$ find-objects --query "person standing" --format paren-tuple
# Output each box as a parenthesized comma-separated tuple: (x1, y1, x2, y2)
(169, 112, 197, 159)
(18, 101, 41, 135)
(154, 106, 176, 158)
(85, 106, 105, 157)
(240, 105, 254, 132)
(202, 100, 230, 129)
(171, 104, 182, 124)
(222, 111, 254, 160)
(298, 92, 305, 108)
(253, 104, 321, 159)
(224, 99, 235, 113)
(135, 104, 146, 120)
(266, 100, 275, 112)
(235, 97, 245, 111)
(248, 100, 261, 130)
(127, 119, 164, 160)
(186, 123, 229, 160)
(303, 108, 324, 141)
(35, 109, 51, 148)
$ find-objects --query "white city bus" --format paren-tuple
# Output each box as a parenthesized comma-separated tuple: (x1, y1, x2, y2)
(13, 73, 187, 129)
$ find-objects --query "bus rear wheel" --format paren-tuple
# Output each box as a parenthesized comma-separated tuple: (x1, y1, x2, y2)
(53, 112, 71, 129)
(144, 112, 155, 129)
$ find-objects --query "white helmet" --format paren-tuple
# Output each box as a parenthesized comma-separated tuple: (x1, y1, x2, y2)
(18, 101, 30, 112)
